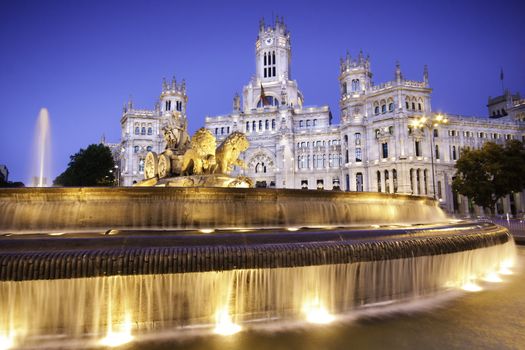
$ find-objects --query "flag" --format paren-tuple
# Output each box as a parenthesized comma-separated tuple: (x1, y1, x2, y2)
(260, 83, 269, 106)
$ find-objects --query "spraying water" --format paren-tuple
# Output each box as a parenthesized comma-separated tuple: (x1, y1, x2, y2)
(32, 108, 51, 187)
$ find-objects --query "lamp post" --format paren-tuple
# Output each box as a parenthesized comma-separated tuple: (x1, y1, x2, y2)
(411, 114, 448, 199)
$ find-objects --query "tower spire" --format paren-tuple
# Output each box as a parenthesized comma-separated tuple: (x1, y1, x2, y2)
(423, 64, 429, 85)
(395, 61, 402, 83)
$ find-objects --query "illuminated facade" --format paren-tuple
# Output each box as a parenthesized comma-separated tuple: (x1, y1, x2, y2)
(118, 78, 188, 186)
(204, 18, 525, 216)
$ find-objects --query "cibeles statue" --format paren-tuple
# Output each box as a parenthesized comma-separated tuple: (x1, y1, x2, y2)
(140, 126, 252, 188)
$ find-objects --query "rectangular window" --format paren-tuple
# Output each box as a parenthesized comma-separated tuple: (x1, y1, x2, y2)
(355, 148, 362, 162)
(437, 180, 442, 199)
(382, 143, 388, 158)
(415, 141, 421, 157)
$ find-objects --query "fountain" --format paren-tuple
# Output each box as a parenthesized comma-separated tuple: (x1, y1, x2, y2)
(0, 127, 517, 349)
(31, 108, 51, 187)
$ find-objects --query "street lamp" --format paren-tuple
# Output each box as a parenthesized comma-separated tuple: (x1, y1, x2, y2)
(114, 165, 120, 187)
(411, 114, 448, 199)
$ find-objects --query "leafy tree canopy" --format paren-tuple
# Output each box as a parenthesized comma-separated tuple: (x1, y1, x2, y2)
(53, 144, 115, 186)
(452, 140, 525, 214)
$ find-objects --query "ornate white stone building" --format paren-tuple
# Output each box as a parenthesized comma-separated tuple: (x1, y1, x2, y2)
(203, 18, 525, 216)
(118, 78, 188, 186)
(114, 18, 525, 217)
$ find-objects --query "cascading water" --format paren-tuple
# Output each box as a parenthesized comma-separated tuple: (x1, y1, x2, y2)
(31, 108, 51, 187)
(0, 240, 516, 348)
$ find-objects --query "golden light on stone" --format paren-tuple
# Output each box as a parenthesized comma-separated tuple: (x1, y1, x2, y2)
(286, 227, 300, 232)
(213, 308, 241, 336)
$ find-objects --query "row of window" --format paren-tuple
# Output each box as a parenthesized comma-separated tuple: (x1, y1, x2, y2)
(263, 51, 276, 78)
(341, 79, 361, 95)
(301, 178, 341, 190)
(297, 154, 342, 169)
(374, 103, 395, 115)
(214, 126, 230, 135)
(134, 145, 153, 153)
(246, 119, 276, 132)
(298, 119, 318, 128)
(134, 127, 153, 135)
(165, 100, 183, 112)
(297, 139, 340, 149)
(448, 130, 514, 140)
(376, 169, 399, 193)
(409, 168, 429, 195)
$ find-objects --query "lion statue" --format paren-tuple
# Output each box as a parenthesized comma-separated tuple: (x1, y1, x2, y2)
(181, 128, 216, 175)
(214, 132, 249, 175)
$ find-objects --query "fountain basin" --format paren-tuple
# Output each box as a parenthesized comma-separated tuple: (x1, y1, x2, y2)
(0, 187, 446, 233)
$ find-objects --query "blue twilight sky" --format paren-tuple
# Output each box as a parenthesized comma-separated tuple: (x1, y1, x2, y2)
(0, 0, 524, 183)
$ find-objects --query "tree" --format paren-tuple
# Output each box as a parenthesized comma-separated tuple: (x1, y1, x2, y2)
(452, 140, 525, 215)
(54, 144, 115, 186)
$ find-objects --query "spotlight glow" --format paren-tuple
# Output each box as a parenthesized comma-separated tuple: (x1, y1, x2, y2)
(99, 315, 134, 347)
(199, 229, 215, 234)
(483, 272, 502, 283)
(213, 308, 241, 336)
(303, 300, 334, 324)
(286, 227, 300, 232)
(461, 282, 482, 292)
(0, 335, 14, 350)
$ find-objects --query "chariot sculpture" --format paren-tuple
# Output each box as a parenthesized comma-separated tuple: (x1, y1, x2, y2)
(139, 120, 252, 188)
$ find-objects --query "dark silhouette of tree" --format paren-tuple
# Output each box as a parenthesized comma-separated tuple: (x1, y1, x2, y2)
(452, 140, 525, 215)
(54, 144, 115, 186)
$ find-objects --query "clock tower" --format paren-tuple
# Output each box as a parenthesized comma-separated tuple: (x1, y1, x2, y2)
(255, 17, 291, 82)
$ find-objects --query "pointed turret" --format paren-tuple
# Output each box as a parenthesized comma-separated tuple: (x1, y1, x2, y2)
(423, 65, 429, 85)
(395, 61, 402, 83)
(171, 76, 177, 90)
(162, 78, 168, 91)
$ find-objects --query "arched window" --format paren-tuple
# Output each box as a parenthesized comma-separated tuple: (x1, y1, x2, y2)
(257, 95, 278, 107)
(416, 169, 421, 194)
(412, 102, 416, 110)
(259, 120, 262, 130)
(299, 120, 304, 127)
(221, 127, 224, 135)
(252, 121, 256, 131)
(306, 120, 311, 127)
(406, 101, 410, 109)
(146, 146, 152, 152)
(392, 169, 398, 193)
(272, 119, 276, 129)
(246, 122, 250, 132)
(374, 106, 380, 115)
(381, 105, 386, 114)
(377, 171, 382, 192)
(356, 173, 364, 192)
(141, 127, 146, 135)
(452, 145, 457, 160)
(342, 82, 347, 95)
(388, 102, 394, 112)
(435, 145, 440, 159)
(134, 127, 139, 135)
(418, 103, 422, 111)
(134, 145, 139, 153)
(433, 129, 438, 137)
(410, 169, 414, 193)
(227, 126, 230, 134)
(215, 128, 219, 135)
(138, 159, 145, 172)
(265, 120, 269, 130)
(313, 119, 317, 126)
(423, 169, 428, 195)
(384, 170, 390, 193)
(255, 162, 267, 173)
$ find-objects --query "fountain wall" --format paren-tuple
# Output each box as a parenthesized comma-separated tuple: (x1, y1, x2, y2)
(0, 187, 446, 233)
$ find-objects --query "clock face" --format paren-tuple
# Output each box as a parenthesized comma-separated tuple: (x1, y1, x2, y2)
(265, 37, 273, 45)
